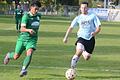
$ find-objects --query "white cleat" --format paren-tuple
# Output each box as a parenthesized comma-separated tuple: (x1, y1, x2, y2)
(4, 52, 10, 64)
(20, 70, 27, 77)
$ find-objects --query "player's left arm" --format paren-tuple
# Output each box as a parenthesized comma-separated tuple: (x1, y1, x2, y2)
(91, 26, 101, 37)
(91, 15, 101, 37)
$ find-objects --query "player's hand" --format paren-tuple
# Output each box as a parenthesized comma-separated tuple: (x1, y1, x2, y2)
(63, 37, 68, 43)
(91, 32, 96, 37)
(28, 29, 36, 35)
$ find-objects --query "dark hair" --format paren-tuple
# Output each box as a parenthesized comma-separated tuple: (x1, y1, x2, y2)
(31, 0, 41, 7)
(81, 2, 89, 7)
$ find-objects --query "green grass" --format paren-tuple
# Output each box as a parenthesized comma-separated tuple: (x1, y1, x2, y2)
(0, 15, 120, 80)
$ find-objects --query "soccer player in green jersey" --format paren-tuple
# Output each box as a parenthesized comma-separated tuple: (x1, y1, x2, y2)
(15, 4, 23, 32)
(4, 1, 41, 77)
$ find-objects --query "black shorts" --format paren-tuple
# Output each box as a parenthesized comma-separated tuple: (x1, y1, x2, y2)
(75, 37, 95, 54)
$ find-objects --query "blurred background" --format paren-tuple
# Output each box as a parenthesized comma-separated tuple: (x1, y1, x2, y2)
(0, 0, 120, 21)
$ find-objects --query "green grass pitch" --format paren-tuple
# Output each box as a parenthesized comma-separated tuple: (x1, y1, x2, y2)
(0, 15, 120, 80)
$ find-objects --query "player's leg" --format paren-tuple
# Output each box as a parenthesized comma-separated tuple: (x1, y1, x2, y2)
(16, 19, 19, 31)
(20, 40, 36, 77)
(82, 51, 91, 60)
(20, 48, 34, 77)
(18, 19, 21, 32)
(82, 37, 95, 60)
(4, 52, 15, 64)
(71, 43, 84, 68)
(4, 40, 25, 64)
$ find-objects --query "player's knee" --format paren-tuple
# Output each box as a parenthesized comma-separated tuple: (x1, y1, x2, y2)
(13, 54, 20, 60)
(84, 55, 91, 61)
(27, 52, 32, 56)
(82, 51, 91, 61)
(26, 49, 34, 56)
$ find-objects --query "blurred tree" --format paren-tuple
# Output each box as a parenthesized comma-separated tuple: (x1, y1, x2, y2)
(60, 0, 79, 6)
(59, 0, 79, 16)
(6, 0, 12, 4)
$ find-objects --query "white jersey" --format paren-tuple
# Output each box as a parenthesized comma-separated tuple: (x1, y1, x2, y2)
(70, 12, 101, 40)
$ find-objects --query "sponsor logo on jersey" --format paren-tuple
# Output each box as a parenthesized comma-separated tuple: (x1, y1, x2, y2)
(31, 21, 39, 28)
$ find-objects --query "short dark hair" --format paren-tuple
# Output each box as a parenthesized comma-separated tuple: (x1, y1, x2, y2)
(31, 0, 41, 7)
(81, 2, 89, 7)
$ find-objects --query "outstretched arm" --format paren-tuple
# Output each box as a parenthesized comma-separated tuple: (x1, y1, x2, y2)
(63, 27, 73, 43)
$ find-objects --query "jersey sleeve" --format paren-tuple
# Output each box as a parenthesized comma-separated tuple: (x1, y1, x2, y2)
(21, 13, 28, 26)
(70, 16, 79, 28)
(93, 15, 101, 28)
(37, 12, 41, 19)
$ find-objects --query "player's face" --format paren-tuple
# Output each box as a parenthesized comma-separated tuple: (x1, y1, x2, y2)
(30, 6, 39, 15)
(17, 5, 21, 9)
(80, 4, 88, 14)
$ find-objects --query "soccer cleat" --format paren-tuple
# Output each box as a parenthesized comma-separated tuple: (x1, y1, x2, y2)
(20, 70, 27, 77)
(71, 66, 75, 69)
(4, 52, 10, 64)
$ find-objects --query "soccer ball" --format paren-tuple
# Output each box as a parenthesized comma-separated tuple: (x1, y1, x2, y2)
(65, 68, 76, 80)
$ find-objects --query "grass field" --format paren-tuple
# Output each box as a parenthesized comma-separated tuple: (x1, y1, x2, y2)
(0, 15, 120, 80)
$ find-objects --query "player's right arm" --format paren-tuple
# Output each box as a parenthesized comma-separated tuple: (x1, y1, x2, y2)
(21, 26, 35, 35)
(20, 13, 35, 35)
(63, 27, 73, 43)
(63, 16, 78, 43)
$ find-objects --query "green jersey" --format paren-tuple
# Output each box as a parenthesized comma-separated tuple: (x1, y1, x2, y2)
(15, 8, 23, 19)
(19, 12, 41, 41)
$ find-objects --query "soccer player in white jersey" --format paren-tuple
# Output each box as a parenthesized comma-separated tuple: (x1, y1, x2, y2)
(63, 2, 101, 69)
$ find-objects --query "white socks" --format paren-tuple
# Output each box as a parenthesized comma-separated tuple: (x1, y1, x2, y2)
(71, 55, 79, 68)
(22, 66, 26, 70)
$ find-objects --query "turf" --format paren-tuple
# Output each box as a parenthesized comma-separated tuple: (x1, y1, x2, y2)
(0, 15, 120, 80)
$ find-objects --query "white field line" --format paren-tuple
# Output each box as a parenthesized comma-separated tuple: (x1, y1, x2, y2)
(0, 64, 120, 72)
(1, 19, 120, 24)
(41, 20, 120, 24)
(41, 20, 71, 23)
